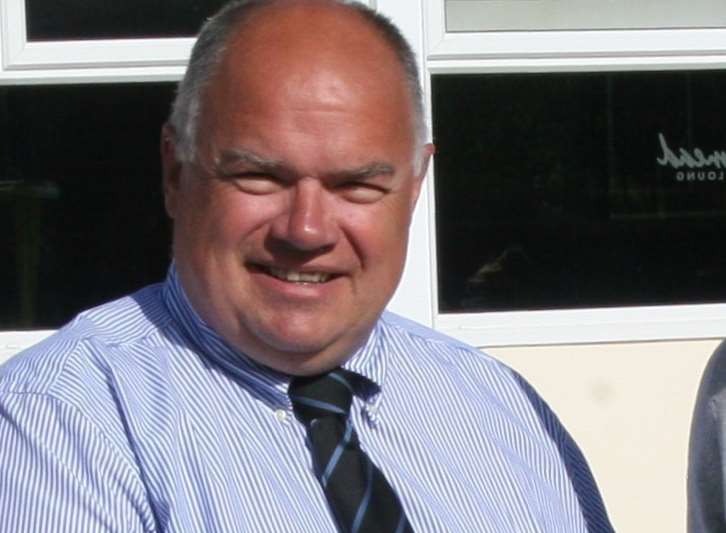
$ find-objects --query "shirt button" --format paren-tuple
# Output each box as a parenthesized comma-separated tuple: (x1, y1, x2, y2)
(275, 409, 288, 423)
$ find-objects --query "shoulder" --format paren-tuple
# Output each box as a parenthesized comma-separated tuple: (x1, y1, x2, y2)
(695, 341, 726, 405)
(378, 311, 581, 460)
(378, 312, 612, 530)
(377, 311, 550, 423)
(690, 341, 726, 439)
(380, 310, 489, 356)
(688, 341, 726, 533)
(0, 282, 169, 397)
(689, 341, 726, 439)
(378, 310, 516, 381)
(69, 282, 170, 347)
(0, 284, 172, 486)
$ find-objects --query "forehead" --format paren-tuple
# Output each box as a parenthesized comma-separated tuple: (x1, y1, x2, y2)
(190, 1, 418, 171)
(228, 1, 397, 63)
(204, 2, 414, 129)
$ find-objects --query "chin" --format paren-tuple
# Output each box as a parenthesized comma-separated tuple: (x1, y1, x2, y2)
(255, 320, 339, 353)
(247, 330, 357, 374)
(239, 311, 375, 372)
(259, 349, 344, 377)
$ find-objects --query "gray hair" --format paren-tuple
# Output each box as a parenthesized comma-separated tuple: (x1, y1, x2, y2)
(168, 0, 427, 165)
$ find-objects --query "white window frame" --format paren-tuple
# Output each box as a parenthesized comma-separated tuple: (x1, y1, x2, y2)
(386, 0, 726, 347)
(1, 0, 198, 83)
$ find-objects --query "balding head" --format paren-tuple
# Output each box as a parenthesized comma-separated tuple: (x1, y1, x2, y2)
(169, 0, 426, 166)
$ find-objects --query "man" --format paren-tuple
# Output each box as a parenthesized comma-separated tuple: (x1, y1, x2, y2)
(688, 341, 726, 532)
(0, 1, 613, 531)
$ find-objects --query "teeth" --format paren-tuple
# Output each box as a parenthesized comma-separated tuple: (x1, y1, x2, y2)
(267, 267, 331, 283)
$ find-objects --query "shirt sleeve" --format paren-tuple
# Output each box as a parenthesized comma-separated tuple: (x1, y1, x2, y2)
(0, 391, 157, 533)
(688, 342, 726, 533)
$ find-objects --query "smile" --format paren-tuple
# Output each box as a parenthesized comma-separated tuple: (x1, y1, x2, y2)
(266, 267, 332, 284)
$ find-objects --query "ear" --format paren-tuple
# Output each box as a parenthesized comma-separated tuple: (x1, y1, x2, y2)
(161, 123, 182, 219)
(409, 143, 435, 212)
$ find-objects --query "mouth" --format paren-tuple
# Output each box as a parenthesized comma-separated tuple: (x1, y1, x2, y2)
(259, 265, 335, 284)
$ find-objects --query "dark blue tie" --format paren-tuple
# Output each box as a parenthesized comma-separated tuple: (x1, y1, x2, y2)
(289, 369, 413, 533)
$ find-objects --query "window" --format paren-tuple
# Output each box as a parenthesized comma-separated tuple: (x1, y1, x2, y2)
(433, 70, 726, 314)
(1, 83, 174, 330)
(382, 0, 726, 345)
(1, 0, 724, 351)
(444, 0, 726, 32)
(1, 0, 196, 77)
(25, 0, 228, 41)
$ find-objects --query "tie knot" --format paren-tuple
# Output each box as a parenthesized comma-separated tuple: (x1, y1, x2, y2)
(289, 369, 355, 425)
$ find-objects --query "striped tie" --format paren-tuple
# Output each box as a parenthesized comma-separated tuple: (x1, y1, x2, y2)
(289, 369, 413, 533)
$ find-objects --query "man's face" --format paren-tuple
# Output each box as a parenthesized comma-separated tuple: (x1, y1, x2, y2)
(163, 4, 432, 375)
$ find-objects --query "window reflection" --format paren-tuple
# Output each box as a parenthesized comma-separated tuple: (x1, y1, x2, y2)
(25, 0, 228, 41)
(433, 71, 726, 312)
(0, 83, 173, 329)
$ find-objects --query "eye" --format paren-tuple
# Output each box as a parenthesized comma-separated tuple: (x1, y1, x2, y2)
(225, 173, 285, 195)
(337, 182, 388, 204)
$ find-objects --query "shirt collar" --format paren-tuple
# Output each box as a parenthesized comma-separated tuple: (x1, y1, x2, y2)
(161, 263, 388, 413)
(342, 323, 385, 402)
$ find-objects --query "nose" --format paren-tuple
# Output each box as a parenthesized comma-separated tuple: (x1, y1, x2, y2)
(270, 178, 338, 251)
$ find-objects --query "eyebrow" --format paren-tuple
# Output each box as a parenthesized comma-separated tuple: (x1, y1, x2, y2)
(215, 148, 396, 181)
(215, 148, 285, 174)
(330, 162, 396, 181)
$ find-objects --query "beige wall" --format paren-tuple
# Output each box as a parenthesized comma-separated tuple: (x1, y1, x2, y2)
(489, 339, 721, 533)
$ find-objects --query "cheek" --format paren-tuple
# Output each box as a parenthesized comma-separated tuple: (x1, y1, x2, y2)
(192, 192, 284, 247)
(343, 203, 412, 269)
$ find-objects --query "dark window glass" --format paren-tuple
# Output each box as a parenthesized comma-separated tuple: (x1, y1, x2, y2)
(25, 0, 228, 41)
(1, 83, 174, 329)
(433, 71, 726, 312)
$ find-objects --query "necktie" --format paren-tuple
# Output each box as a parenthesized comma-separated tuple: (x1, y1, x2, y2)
(289, 369, 413, 533)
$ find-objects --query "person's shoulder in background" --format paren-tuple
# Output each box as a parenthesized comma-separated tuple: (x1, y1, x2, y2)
(688, 340, 726, 533)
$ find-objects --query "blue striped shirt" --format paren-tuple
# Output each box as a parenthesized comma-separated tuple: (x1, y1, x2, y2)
(0, 266, 612, 532)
